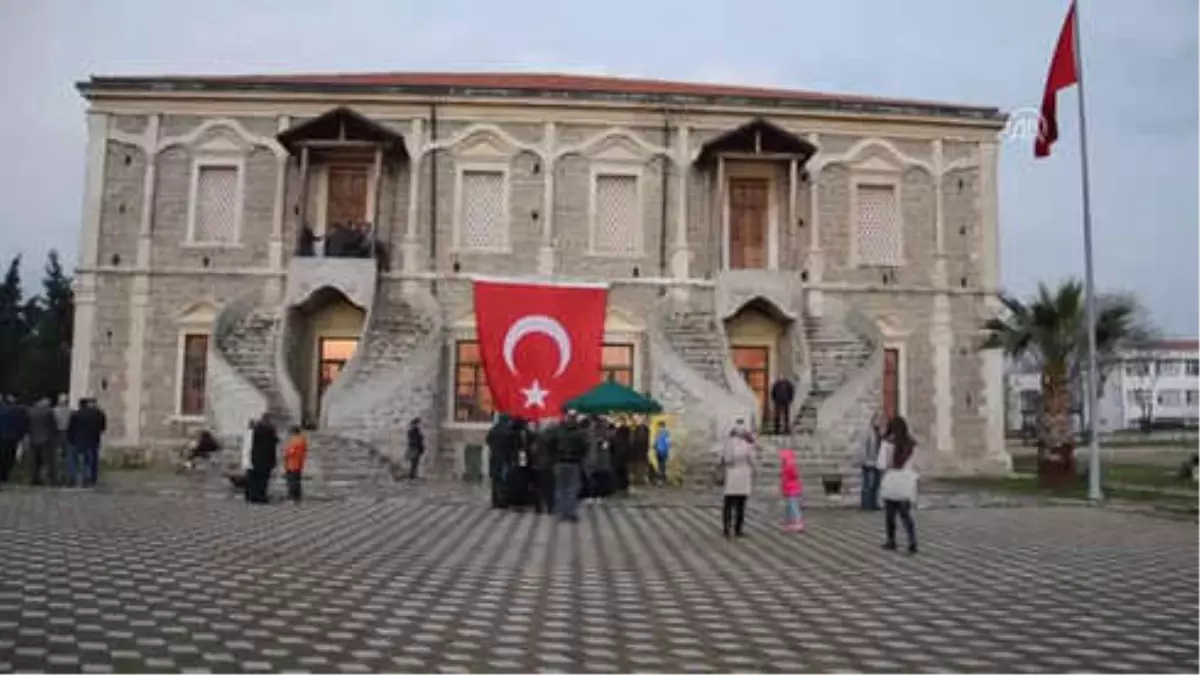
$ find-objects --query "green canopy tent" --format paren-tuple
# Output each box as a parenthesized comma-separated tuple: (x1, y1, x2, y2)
(564, 380, 663, 415)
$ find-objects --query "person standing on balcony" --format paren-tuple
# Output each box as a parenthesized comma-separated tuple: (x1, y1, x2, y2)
(860, 412, 886, 511)
(770, 378, 795, 435)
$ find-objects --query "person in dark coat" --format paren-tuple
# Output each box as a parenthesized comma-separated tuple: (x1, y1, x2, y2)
(771, 378, 796, 434)
(555, 412, 588, 522)
(487, 414, 513, 509)
(505, 418, 536, 508)
(0, 395, 29, 484)
(612, 422, 632, 494)
(532, 422, 557, 514)
(631, 421, 650, 487)
(66, 398, 106, 487)
(27, 398, 60, 486)
(246, 413, 278, 504)
(296, 224, 319, 257)
(406, 418, 425, 480)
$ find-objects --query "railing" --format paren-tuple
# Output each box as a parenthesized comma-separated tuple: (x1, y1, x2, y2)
(294, 220, 380, 262)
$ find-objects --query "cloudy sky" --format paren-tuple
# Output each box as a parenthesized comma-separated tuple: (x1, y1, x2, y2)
(1, 0, 1196, 334)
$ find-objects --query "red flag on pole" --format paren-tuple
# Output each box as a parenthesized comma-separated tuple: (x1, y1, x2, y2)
(472, 278, 607, 419)
(1035, 2, 1079, 158)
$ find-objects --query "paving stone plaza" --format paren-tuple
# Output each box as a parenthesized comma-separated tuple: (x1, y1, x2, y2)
(0, 482, 1196, 673)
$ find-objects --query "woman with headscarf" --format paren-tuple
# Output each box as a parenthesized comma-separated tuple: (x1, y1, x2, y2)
(876, 415, 919, 553)
(720, 419, 757, 538)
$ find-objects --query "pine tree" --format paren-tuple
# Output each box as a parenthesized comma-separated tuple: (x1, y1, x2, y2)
(0, 256, 26, 396)
(14, 251, 74, 403)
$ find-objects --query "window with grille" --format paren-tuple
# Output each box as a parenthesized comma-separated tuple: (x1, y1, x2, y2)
(179, 333, 209, 416)
(600, 343, 635, 387)
(458, 170, 507, 251)
(454, 340, 495, 423)
(592, 174, 639, 256)
(193, 165, 239, 244)
(855, 184, 902, 266)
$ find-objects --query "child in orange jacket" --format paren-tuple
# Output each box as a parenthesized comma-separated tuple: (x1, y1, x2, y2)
(283, 427, 307, 502)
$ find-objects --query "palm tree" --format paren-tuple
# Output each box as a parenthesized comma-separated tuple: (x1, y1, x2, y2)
(982, 280, 1153, 481)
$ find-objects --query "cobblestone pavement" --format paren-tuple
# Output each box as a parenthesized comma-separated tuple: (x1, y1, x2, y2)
(0, 485, 1196, 673)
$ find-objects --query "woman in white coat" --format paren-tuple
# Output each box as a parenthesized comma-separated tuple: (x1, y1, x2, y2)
(876, 415, 919, 553)
(720, 420, 757, 538)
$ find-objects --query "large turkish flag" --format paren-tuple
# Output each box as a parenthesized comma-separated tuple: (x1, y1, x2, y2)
(472, 278, 608, 419)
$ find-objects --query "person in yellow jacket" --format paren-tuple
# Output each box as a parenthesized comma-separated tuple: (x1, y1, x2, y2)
(283, 427, 307, 503)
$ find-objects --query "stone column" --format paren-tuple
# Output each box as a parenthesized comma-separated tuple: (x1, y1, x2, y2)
(125, 114, 160, 447)
(402, 118, 424, 274)
(930, 139, 955, 461)
(670, 125, 691, 282)
(806, 132, 824, 317)
(267, 116, 289, 303)
(537, 121, 556, 275)
(69, 112, 109, 405)
(978, 141, 1007, 471)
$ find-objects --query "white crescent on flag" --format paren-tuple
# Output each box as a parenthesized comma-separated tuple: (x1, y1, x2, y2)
(502, 315, 572, 378)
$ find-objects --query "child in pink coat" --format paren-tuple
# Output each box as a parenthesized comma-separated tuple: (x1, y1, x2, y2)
(779, 449, 804, 531)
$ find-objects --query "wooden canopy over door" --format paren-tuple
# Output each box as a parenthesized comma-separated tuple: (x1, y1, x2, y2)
(729, 177, 768, 269)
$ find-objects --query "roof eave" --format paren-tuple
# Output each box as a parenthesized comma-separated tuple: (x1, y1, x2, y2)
(77, 77, 1007, 126)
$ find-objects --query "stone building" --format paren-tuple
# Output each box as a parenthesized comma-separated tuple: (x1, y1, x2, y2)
(71, 72, 1012, 485)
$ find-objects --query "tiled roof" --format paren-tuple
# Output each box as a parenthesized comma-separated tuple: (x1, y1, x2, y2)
(79, 71, 1004, 121)
(1144, 338, 1200, 352)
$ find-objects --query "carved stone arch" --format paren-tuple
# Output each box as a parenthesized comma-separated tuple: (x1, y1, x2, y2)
(605, 306, 646, 332)
(555, 128, 669, 163)
(156, 118, 287, 158)
(720, 293, 797, 323)
(816, 137, 933, 175)
(176, 298, 221, 325)
(432, 123, 543, 160)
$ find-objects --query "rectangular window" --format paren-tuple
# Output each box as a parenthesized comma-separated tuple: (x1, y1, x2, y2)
(592, 174, 640, 256)
(1186, 390, 1199, 406)
(1126, 361, 1151, 377)
(192, 165, 239, 244)
(1128, 388, 1150, 406)
(855, 184, 902, 267)
(1187, 360, 1199, 376)
(1158, 390, 1182, 407)
(458, 170, 507, 251)
(1019, 390, 1039, 412)
(453, 340, 495, 423)
(1157, 360, 1182, 377)
(179, 333, 209, 417)
(600, 343, 635, 387)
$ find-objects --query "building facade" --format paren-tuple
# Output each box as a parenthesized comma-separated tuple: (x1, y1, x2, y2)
(1006, 339, 1200, 433)
(71, 72, 1011, 484)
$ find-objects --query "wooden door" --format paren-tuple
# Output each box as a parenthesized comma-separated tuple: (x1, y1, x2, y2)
(731, 346, 770, 427)
(883, 348, 900, 421)
(729, 178, 768, 269)
(325, 166, 369, 228)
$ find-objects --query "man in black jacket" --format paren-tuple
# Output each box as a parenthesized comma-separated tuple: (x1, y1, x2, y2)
(406, 418, 425, 480)
(66, 398, 106, 487)
(486, 415, 513, 509)
(0, 395, 29, 484)
(771, 377, 796, 435)
(246, 413, 278, 504)
(554, 412, 588, 522)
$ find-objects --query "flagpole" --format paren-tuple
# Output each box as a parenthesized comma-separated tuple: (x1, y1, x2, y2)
(1071, 0, 1103, 501)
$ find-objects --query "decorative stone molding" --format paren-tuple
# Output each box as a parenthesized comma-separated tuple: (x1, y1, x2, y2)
(714, 270, 802, 321)
(814, 137, 934, 175)
(554, 127, 670, 163)
(283, 258, 377, 311)
(426, 123, 542, 160)
(154, 117, 287, 158)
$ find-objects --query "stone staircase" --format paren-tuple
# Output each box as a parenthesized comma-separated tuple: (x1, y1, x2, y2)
(659, 311, 731, 390)
(215, 308, 292, 425)
(321, 286, 444, 476)
(304, 431, 399, 489)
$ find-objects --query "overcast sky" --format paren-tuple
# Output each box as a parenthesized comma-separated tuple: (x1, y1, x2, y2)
(0, 0, 1196, 335)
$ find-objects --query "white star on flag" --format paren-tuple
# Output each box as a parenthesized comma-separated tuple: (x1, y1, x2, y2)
(521, 380, 550, 409)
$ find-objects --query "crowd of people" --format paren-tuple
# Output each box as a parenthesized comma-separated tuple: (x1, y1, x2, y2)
(0, 395, 108, 488)
(484, 411, 672, 522)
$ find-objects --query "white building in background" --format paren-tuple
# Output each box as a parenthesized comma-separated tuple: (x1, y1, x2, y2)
(1007, 339, 1200, 434)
